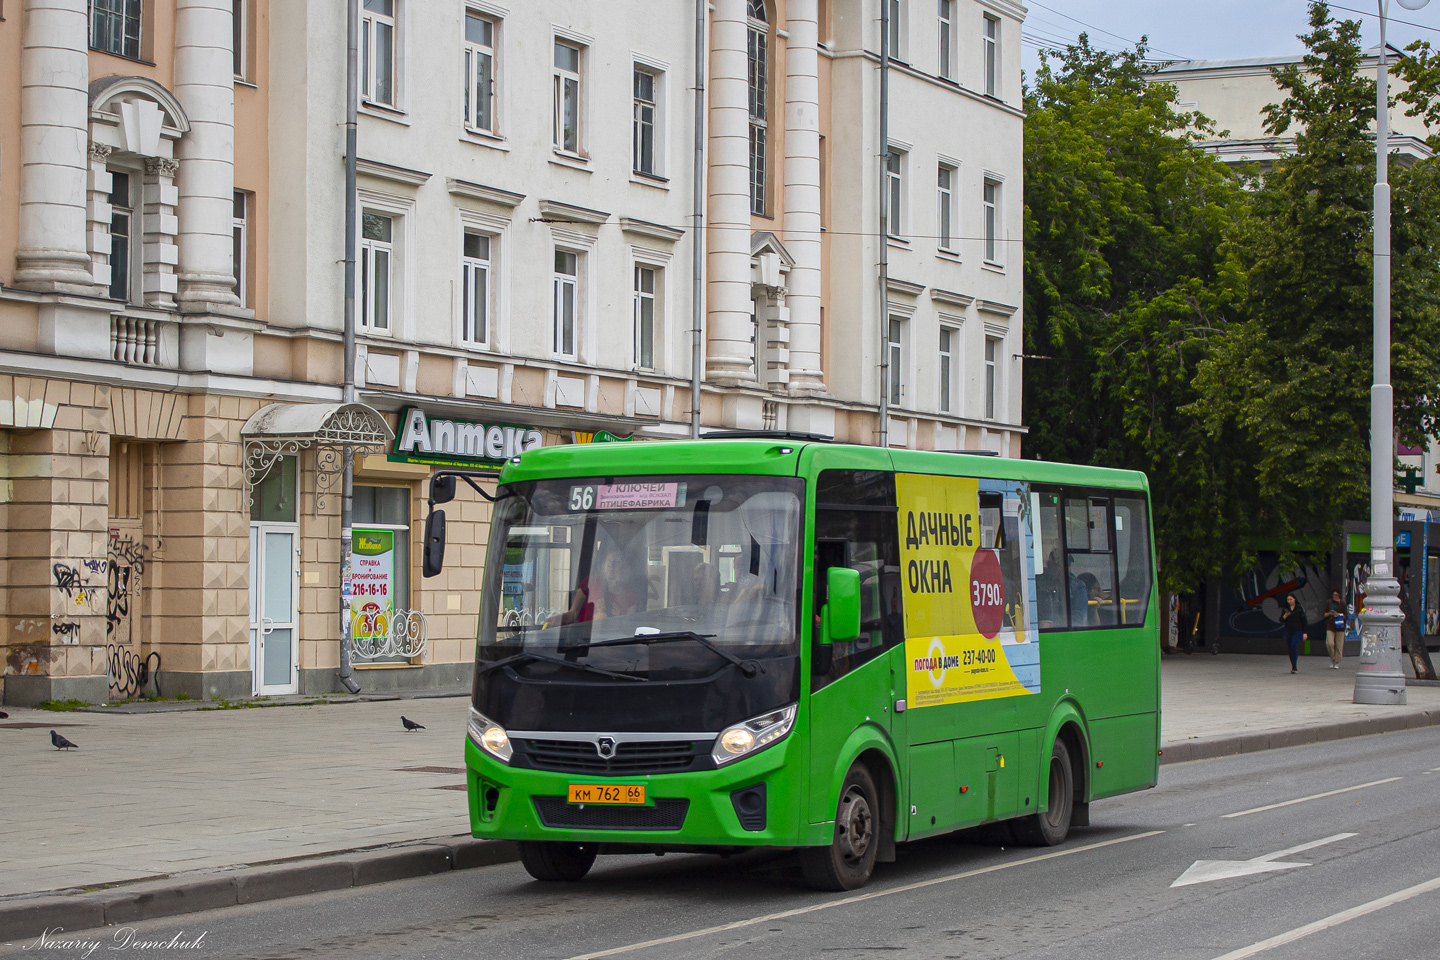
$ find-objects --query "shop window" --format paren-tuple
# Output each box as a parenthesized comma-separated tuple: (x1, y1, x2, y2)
(352, 485, 412, 662)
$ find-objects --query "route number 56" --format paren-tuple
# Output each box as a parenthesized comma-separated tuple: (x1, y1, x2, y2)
(569, 485, 596, 511)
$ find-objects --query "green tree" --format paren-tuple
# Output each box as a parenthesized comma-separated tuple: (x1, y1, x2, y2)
(1024, 37, 1255, 594)
(1191, 2, 1440, 554)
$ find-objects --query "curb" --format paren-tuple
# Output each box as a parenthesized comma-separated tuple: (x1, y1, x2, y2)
(0, 838, 519, 944)
(1159, 707, 1440, 764)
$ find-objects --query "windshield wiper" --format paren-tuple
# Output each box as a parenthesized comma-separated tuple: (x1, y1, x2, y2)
(475, 651, 647, 682)
(588, 631, 766, 678)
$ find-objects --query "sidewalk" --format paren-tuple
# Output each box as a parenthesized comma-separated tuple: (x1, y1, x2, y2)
(2, 654, 1438, 907)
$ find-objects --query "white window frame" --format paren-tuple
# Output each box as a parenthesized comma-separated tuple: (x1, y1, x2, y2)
(937, 0, 953, 80)
(233, 190, 248, 309)
(233, 0, 249, 81)
(887, 0, 905, 63)
(107, 166, 140, 303)
(937, 162, 957, 253)
(886, 148, 905, 239)
(361, 0, 399, 109)
(983, 13, 999, 99)
(359, 211, 395, 335)
(886, 312, 908, 407)
(633, 63, 664, 178)
(633, 263, 658, 370)
(939, 324, 959, 414)
(463, 9, 498, 135)
(553, 247, 581, 359)
(553, 38, 585, 156)
(460, 230, 493, 348)
(747, 3, 769, 216)
(983, 175, 1002, 265)
(984, 334, 1002, 420)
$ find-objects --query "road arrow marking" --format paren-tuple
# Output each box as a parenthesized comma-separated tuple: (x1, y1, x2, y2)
(1222, 777, 1401, 818)
(1171, 833, 1357, 888)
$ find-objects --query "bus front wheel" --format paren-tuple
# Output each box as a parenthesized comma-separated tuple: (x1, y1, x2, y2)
(518, 841, 597, 882)
(1013, 739, 1074, 847)
(800, 763, 880, 891)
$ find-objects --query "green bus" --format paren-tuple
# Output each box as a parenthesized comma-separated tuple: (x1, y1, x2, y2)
(423, 435, 1159, 890)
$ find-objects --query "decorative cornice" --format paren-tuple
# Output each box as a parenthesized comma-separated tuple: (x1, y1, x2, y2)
(619, 217, 685, 243)
(929, 287, 975, 308)
(537, 199, 610, 225)
(446, 178, 524, 208)
(886, 277, 926, 298)
(355, 157, 432, 187)
(144, 157, 179, 178)
(977, 299, 1018, 317)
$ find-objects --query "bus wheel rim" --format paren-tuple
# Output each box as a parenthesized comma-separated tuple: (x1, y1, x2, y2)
(837, 786, 873, 862)
(1045, 759, 1065, 828)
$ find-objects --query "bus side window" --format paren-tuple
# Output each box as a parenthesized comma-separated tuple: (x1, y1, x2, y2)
(1114, 497, 1152, 626)
(1031, 489, 1067, 629)
(1065, 496, 1117, 627)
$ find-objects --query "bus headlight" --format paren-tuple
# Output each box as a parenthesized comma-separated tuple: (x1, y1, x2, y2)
(468, 707, 513, 763)
(711, 704, 797, 766)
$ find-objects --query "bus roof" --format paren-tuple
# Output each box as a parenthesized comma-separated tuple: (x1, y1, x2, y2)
(498, 438, 1149, 492)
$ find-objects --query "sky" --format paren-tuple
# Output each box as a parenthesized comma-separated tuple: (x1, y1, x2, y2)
(1020, 0, 1440, 78)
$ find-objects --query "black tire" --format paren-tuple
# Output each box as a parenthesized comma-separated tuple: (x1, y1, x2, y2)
(799, 763, 881, 890)
(518, 841, 597, 882)
(1012, 739, 1074, 847)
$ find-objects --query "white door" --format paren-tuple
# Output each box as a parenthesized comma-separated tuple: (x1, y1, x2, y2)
(250, 523, 300, 695)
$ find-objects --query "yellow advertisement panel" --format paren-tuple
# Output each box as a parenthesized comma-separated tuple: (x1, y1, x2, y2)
(897, 473, 1040, 708)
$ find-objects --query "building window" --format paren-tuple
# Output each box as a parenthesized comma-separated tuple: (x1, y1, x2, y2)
(362, 0, 396, 107)
(983, 14, 999, 98)
(351, 485, 413, 664)
(886, 150, 904, 238)
(747, 0, 768, 216)
(633, 67, 659, 176)
(360, 212, 393, 332)
(464, 11, 497, 133)
(233, 0, 248, 79)
(937, 164, 955, 251)
(937, 0, 953, 80)
(985, 336, 1000, 420)
(983, 178, 1000, 263)
(887, 317, 904, 406)
(886, 0, 903, 61)
(553, 40, 583, 154)
(461, 232, 490, 347)
(108, 170, 135, 302)
(939, 326, 955, 413)
(634, 264, 656, 369)
(553, 249, 578, 358)
(91, 0, 142, 59)
(233, 191, 248, 308)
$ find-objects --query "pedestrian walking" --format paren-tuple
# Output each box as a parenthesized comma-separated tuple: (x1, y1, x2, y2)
(1280, 594, 1307, 674)
(1324, 589, 1346, 669)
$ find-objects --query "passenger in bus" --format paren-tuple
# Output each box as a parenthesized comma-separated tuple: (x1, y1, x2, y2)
(1075, 572, 1104, 627)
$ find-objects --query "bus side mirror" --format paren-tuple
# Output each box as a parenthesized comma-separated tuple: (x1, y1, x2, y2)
(822, 567, 861, 644)
(422, 509, 447, 578)
(430, 474, 457, 505)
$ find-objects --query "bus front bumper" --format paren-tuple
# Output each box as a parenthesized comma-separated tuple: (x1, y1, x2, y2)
(464, 735, 808, 848)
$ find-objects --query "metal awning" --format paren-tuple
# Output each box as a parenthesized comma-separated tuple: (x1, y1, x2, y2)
(241, 402, 395, 513)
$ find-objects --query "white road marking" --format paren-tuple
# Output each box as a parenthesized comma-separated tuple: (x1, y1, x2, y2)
(563, 830, 1165, 960)
(1171, 833, 1356, 888)
(1209, 874, 1440, 959)
(1221, 778, 1402, 818)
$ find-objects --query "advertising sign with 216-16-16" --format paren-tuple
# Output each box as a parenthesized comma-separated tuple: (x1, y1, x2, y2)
(896, 473, 1041, 708)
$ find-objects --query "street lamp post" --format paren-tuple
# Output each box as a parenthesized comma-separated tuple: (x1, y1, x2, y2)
(1354, 0, 1425, 705)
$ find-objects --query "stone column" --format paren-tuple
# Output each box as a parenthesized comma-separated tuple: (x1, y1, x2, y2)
(174, 0, 241, 311)
(15, 0, 97, 294)
(707, 0, 758, 384)
(142, 158, 181, 309)
(783, 0, 825, 395)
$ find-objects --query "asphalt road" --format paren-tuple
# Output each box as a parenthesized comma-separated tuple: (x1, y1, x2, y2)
(5, 727, 1440, 960)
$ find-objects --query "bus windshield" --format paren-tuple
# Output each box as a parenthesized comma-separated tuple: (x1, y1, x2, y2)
(479, 475, 804, 681)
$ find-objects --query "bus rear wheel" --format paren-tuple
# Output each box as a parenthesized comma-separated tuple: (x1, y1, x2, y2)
(518, 841, 597, 882)
(800, 764, 880, 891)
(1013, 739, 1074, 847)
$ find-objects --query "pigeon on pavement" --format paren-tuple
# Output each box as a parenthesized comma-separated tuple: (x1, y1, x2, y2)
(50, 730, 79, 750)
(401, 716, 425, 732)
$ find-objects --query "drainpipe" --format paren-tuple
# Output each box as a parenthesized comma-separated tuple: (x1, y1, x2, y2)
(877, 0, 890, 449)
(691, 0, 707, 439)
(338, 0, 361, 695)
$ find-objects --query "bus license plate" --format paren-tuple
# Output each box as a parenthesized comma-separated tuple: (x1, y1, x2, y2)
(567, 783, 646, 805)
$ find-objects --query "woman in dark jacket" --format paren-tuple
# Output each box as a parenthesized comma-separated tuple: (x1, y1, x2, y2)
(1280, 594, 1307, 673)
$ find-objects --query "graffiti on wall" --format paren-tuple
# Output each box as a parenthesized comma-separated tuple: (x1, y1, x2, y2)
(1220, 555, 1332, 638)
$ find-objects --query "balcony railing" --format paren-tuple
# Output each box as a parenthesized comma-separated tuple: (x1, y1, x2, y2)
(110, 315, 163, 366)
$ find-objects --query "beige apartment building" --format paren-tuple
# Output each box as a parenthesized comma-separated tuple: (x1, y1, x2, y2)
(1, 0, 1026, 705)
